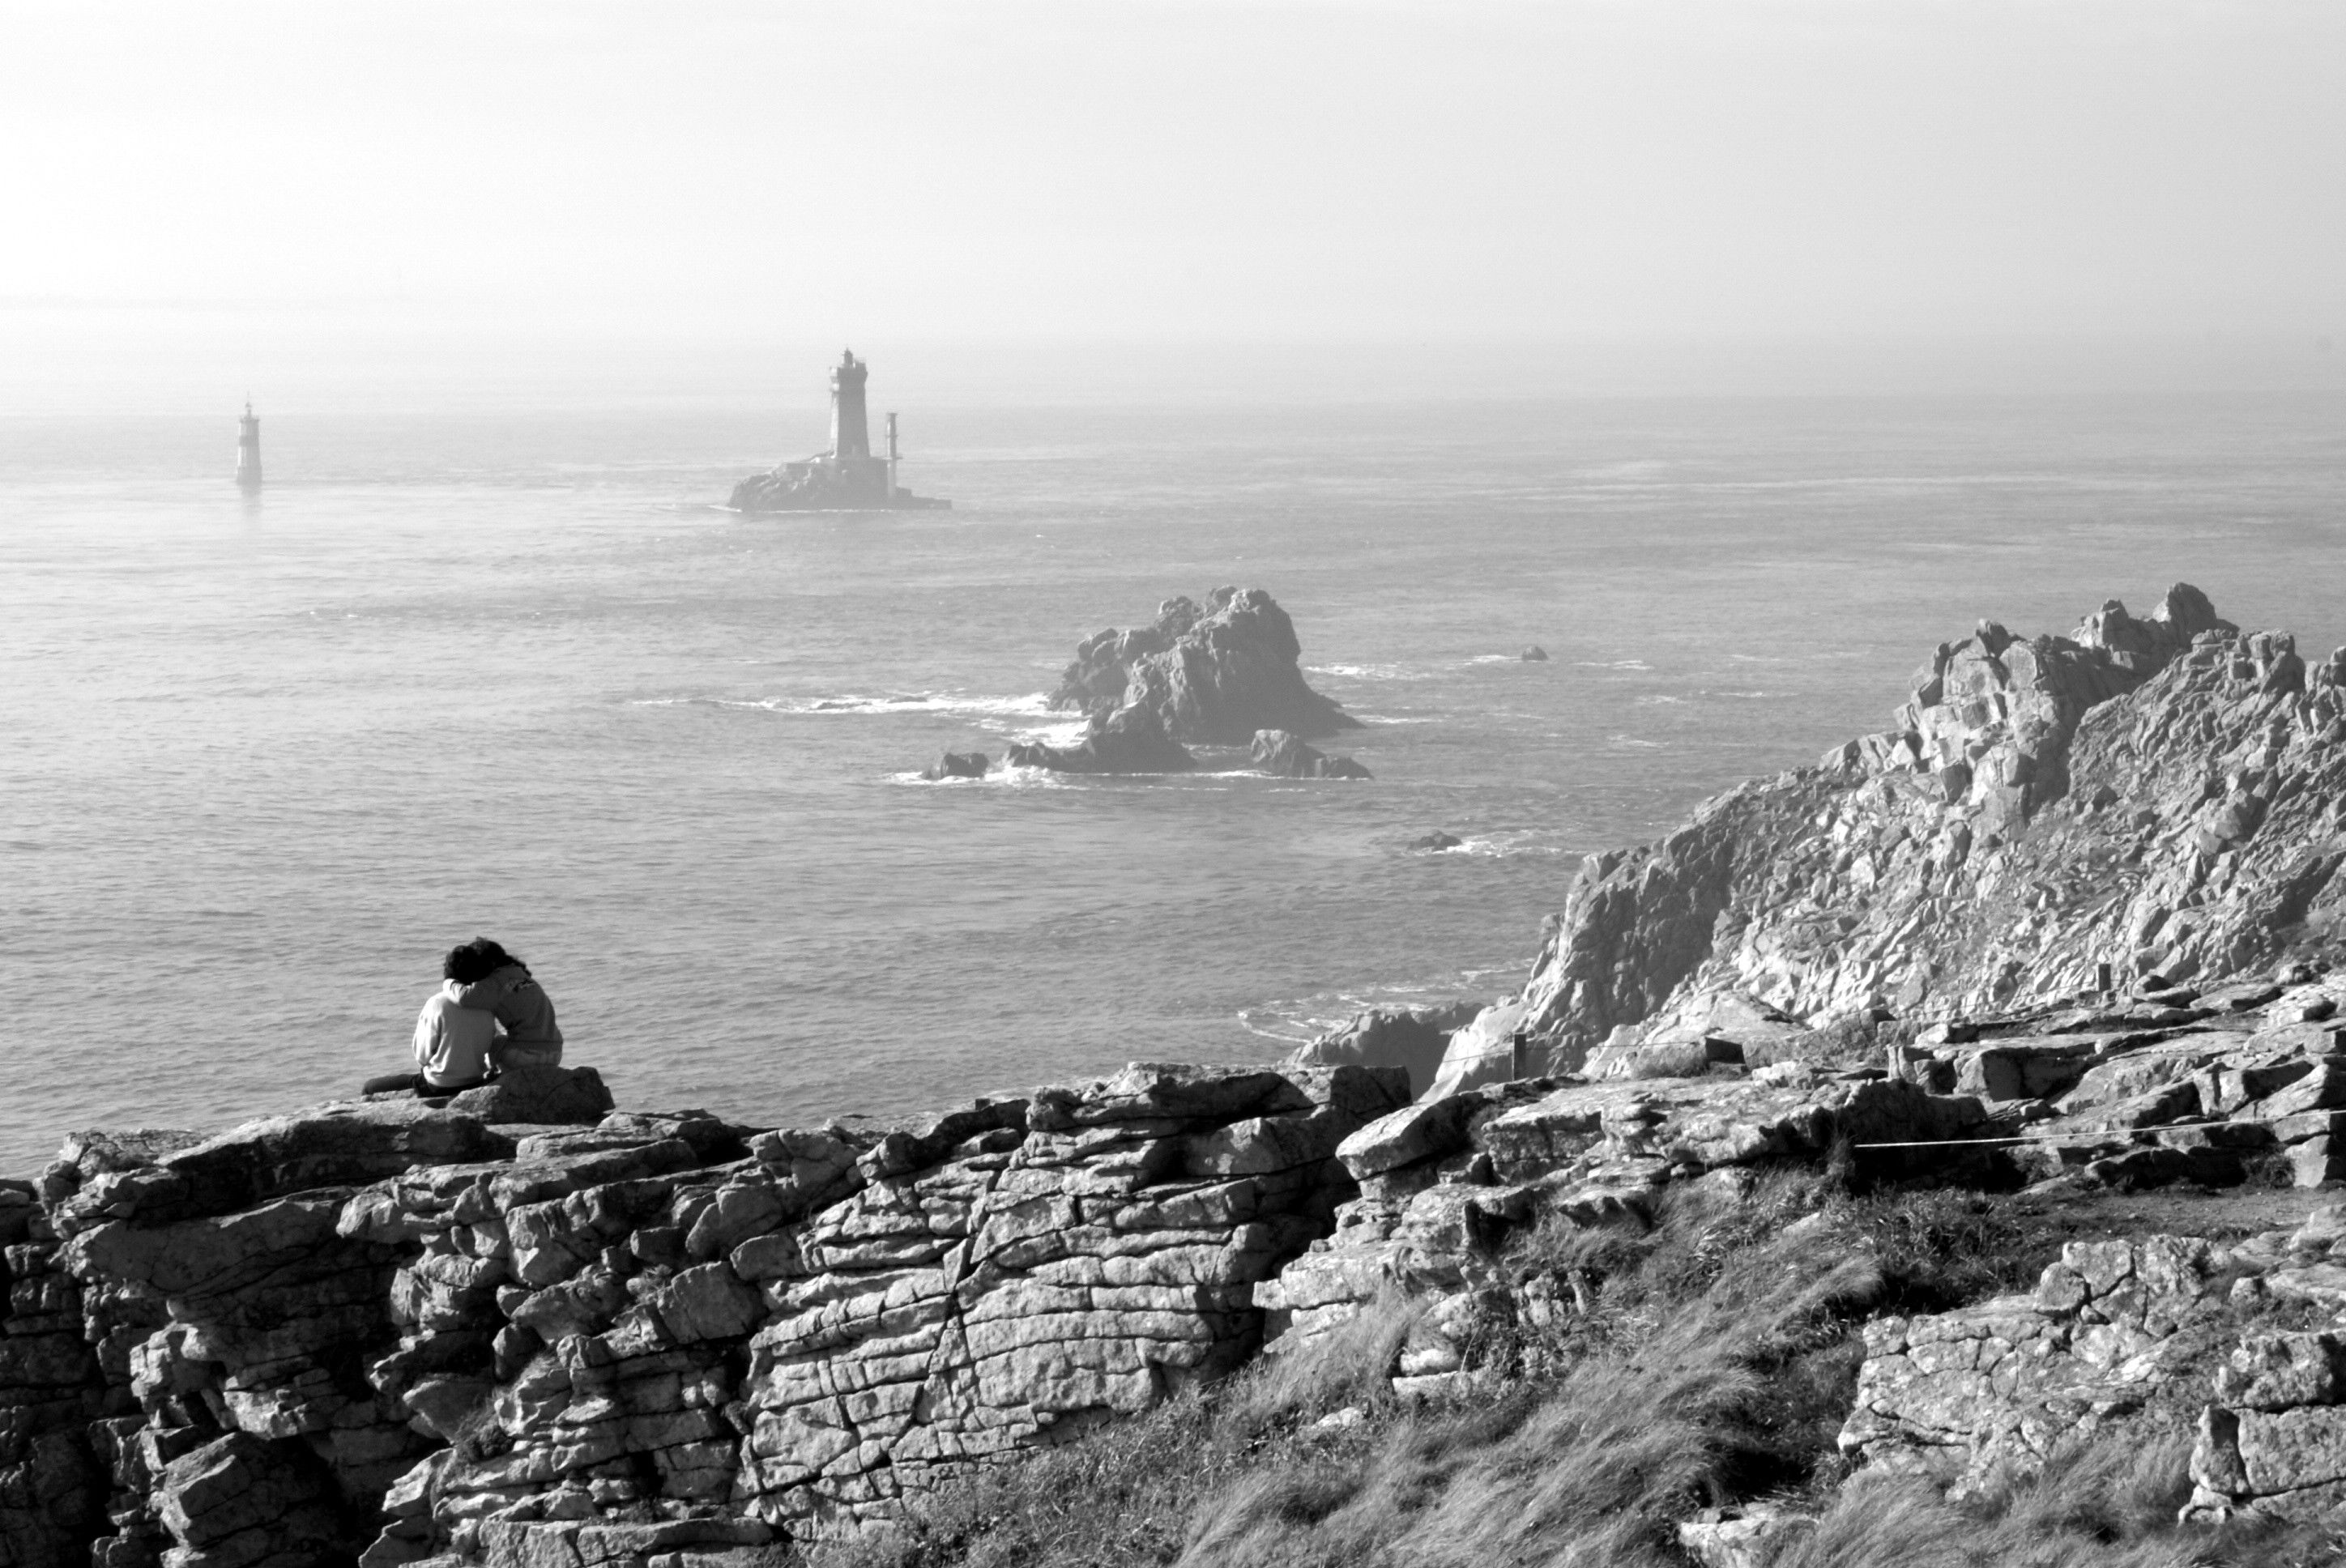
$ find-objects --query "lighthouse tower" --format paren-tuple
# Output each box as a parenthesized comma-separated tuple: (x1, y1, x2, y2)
(235, 401, 262, 490)
(827, 350, 871, 461)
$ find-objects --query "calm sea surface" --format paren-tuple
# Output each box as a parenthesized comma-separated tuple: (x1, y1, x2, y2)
(3, 391, 2343, 1173)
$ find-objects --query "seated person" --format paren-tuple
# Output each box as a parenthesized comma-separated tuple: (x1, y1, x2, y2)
(448, 937, 564, 1070)
(360, 945, 505, 1097)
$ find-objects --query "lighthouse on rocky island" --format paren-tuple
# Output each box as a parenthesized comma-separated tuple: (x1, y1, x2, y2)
(727, 350, 949, 513)
(235, 401, 262, 491)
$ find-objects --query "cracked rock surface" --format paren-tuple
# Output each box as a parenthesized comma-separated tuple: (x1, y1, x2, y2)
(0, 1063, 1404, 1566)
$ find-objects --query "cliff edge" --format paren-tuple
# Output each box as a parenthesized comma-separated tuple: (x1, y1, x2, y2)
(1431, 584, 2346, 1091)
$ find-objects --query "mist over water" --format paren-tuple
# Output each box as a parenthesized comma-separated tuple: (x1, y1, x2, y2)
(4, 386, 2344, 1172)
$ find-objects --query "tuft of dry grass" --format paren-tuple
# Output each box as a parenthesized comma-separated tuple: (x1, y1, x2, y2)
(1772, 1434, 2346, 1568)
(812, 1176, 2346, 1568)
(821, 1187, 1886, 1568)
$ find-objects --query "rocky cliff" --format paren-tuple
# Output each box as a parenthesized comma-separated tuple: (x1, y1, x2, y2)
(0, 1062, 1407, 1568)
(35, 581, 2346, 1566)
(1433, 585, 2346, 1091)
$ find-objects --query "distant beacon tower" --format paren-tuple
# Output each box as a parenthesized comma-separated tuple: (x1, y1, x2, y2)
(885, 411, 899, 496)
(235, 401, 262, 490)
(828, 350, 871, 461)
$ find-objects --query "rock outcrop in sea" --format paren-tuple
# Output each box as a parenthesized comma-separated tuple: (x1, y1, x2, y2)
(1048, 588, 1359, 746)
(917, 752, 988, 782)
(1002, 709, 1195, 775)
(1247, 729, 1369, 780)
(999, 587, 1360, 775)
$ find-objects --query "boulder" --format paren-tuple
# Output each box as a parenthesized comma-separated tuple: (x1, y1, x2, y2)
(1282, 1002, 1482, 1097)
(1248, 729, 1370, 780)
(919, 751, 989, 781)
(1409, 831, 1464, 853)
(49, 1103, 514, 1231)
(1520, 646, 1549, 663)
(444, 1066, 615, 1127)
(1842, 1236, 2236, 1489)
(156, 1432, 338, 1563)
(1047, 586, 1360, 743)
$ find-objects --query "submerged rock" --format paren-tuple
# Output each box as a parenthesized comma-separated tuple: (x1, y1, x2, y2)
(1248, 729, 1370, 779)
(1049, 586, 1360, 744)
(918, 750, 989, 781)
(1409, 831, 1465, 853)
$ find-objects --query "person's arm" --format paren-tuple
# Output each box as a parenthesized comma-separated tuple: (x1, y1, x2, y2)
(413, 1002, 440, 1072)
(446, 975, 507, 1012)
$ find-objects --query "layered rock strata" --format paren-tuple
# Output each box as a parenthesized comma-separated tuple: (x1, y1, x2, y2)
(1256, 963, 2346, 1411)
(1431, 586, 2346, 1090)
(0, 1063, 1407, 1566)
(1844, 1208, 2346, 1528)
(1256, 1068, 1993, 1376)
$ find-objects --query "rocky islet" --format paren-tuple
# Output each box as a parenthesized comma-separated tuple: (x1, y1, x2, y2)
(995, 587, 1370, 778)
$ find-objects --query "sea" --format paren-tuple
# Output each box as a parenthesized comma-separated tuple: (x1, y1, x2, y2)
(6, 373, 2345, 1174)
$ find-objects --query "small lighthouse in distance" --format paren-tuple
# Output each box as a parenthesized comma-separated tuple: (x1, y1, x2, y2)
(726, 350, 949, 512)
(236, 401, 262, 491)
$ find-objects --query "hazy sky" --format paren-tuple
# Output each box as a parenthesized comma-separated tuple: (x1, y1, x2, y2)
(2, 1, 2341, 401)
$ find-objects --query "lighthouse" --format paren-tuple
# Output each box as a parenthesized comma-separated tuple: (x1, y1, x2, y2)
(724, 351, 949, 511)
(827, 350, 872, 461)
(235, 402, 262, 491)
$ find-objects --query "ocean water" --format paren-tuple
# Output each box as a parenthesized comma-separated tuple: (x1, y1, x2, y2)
(4, 390, 2344, 1174)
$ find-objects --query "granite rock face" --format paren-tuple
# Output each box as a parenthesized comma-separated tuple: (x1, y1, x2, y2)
(1256, 1069, 1991, 1371)
(1048, 587, 1360, 745)
(1424, 586, 2346, 1087)
(0, 1063, 1407, 1565)
(1841, 1204, 2346, 1526)
(1841, 1234, 2243, 1489)
(1282, 1002, 1483, 1097)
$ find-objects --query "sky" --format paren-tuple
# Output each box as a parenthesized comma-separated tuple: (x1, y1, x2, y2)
(2, 1, 2341, 406)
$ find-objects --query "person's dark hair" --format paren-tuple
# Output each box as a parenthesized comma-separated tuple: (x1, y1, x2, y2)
(464, 937, 527, 977)
(441, 944, 498, 986)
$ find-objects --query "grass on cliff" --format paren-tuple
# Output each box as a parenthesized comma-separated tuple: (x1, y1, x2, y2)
(812, 1173, 2346, 1567)
(1776, 1436, 2346, 1568)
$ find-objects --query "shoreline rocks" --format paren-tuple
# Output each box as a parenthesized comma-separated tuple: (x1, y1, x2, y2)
(1248, 729, 1370, 780)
